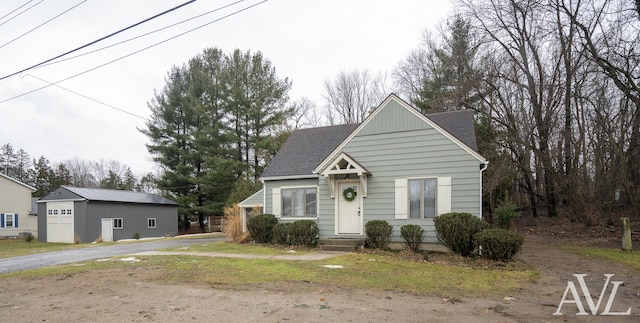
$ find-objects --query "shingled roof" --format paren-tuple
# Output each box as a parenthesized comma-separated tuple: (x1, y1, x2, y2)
(427, 109, 478, 151)
(261, 123, 360, 178)
(261, 105, 479, 179)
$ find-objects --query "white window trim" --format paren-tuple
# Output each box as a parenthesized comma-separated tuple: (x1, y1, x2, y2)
(395, 176, 451, 220)
(408, 177, 438, 219)
(4, 213, 15, 228)
(273, 185, 319, 219)
(113, 218, 123, 229)
(148, 218, 157, 229)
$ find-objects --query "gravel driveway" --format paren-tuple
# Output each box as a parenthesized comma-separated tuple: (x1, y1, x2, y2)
(0, 234, 227, 274)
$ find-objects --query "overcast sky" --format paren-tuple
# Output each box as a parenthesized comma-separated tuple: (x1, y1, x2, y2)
(0, 0, 453, 176)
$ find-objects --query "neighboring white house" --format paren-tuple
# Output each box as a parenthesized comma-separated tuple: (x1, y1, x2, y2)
(0, 173, 37, 238)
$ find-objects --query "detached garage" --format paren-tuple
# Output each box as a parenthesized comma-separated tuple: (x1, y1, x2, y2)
(37, 186, 178, 243)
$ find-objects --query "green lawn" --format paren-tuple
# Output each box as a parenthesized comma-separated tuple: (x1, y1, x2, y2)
(0, 239, 82, 258)
(0, 241, 538, 297)
(562, 245, 640, 272)
(163, 241, 311, 255)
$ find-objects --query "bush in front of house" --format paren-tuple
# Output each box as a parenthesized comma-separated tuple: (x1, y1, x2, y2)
(289, 220, 319, 247)
(493, 197, 519, 230)
(365, 220, 393, 249)
(247, 213, 278, 243)
(434, 212, 488, 257)
(474, 228, 524, 261)
(400, 224, 424, 253)
(23, 232, 34, 243)
(272, 222, 290, 245)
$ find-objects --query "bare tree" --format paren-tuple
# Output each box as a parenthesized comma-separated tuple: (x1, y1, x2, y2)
(64, 157, 97, 188)
(324, 69, 387, 124)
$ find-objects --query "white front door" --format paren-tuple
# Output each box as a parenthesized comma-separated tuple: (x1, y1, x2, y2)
(337, 182, 362, 234)
(101, 218, 113, 242)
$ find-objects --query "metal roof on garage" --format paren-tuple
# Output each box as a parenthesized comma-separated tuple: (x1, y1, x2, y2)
(40, 186, 178, 205)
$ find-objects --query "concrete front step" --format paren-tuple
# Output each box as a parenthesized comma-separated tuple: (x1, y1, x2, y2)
(319, 238, 365, 252)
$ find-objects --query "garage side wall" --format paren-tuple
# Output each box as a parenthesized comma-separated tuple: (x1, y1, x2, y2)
(86, 202, 178, 242)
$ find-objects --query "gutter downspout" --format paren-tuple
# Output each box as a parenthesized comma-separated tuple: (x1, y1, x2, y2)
(480, 161, 489, 218)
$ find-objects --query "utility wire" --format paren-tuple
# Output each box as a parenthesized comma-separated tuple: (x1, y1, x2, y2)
(0, 0, 268, 105)
(0, 0, 88, 49)
(0, 0, 43, 27)
(0, 0, 196, 81)
(22, 73, 148, 120)
(0, 0, 32, 22)
(37, 0, 244, 69)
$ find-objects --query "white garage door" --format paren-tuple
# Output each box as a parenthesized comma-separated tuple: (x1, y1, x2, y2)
(46, 201, 74, 243)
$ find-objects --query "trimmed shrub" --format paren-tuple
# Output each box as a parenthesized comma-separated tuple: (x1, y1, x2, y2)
(434, 212, 488, 257)
(474, 228, 524, 261)
(289, 220, 319, 247)
(133, 232, 141, 240)
(23, 232, 34, 243)
(272, 222, 290, 245)
(365, 220, 393, 249)
(401, 224, 424, 253)
(247, 213, 278, 243)
(493, 198, 519, 230)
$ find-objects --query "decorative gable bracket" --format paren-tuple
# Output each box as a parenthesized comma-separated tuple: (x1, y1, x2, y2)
(319, 152, 371, 198)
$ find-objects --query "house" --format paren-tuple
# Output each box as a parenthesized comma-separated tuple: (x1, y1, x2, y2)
(237, 189, 264, 232)
(249, 94, 487, 245)
(37, 186, 178, 243)
(0, 173, 37, 238)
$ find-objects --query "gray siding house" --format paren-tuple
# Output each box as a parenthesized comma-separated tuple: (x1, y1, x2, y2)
(37, 186, 178, 243)
(254, 94, 487, 243)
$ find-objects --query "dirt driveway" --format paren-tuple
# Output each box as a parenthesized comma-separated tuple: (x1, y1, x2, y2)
(1, 235, 639, 322)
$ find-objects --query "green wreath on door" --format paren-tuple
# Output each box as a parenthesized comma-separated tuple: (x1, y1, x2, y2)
(342, 187, 357, 202)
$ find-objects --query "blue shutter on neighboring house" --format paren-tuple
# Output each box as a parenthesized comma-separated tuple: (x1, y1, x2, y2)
(14, 214, 18, 228)
(1, 213, 4, 228)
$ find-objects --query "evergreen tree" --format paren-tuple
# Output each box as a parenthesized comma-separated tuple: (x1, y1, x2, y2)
(142, 48, 292, 231)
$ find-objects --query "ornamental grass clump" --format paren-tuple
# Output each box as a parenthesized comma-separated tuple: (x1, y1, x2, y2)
(434, 212, 488, 257)
(365, 220, 393, 250)
(223, 204, 251, 243)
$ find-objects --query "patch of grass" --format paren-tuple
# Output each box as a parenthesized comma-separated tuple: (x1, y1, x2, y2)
(159, 253, 537, 297)
(562, 245, 640, 272)
(163, 241, 310, 255)
(0, 240, 83, 258)
(1, 242, 538, 298)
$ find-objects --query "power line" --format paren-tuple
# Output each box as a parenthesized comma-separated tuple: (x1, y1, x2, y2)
(37, 0, 245, 69)
(22, 73, 149, 121)
(0, 0, 43, 27)
(0, 0, 197, 81)
(0, 0, 32, 22)
(0, 0, 88, 49)
(0, 0, 268, 105)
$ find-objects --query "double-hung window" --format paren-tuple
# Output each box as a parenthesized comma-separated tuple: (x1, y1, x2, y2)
(113, 218, 123, 229)
(281, 187, 317, 217)
(4, 214, 15, 228)
(409, 178, 437, 219)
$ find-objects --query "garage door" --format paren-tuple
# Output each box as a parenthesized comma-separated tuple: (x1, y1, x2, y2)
(46, 202, 74, 243)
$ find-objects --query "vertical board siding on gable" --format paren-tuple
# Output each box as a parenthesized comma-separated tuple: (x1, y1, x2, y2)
(344, 118, 482, 243)
(359, 99, 429, 135)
